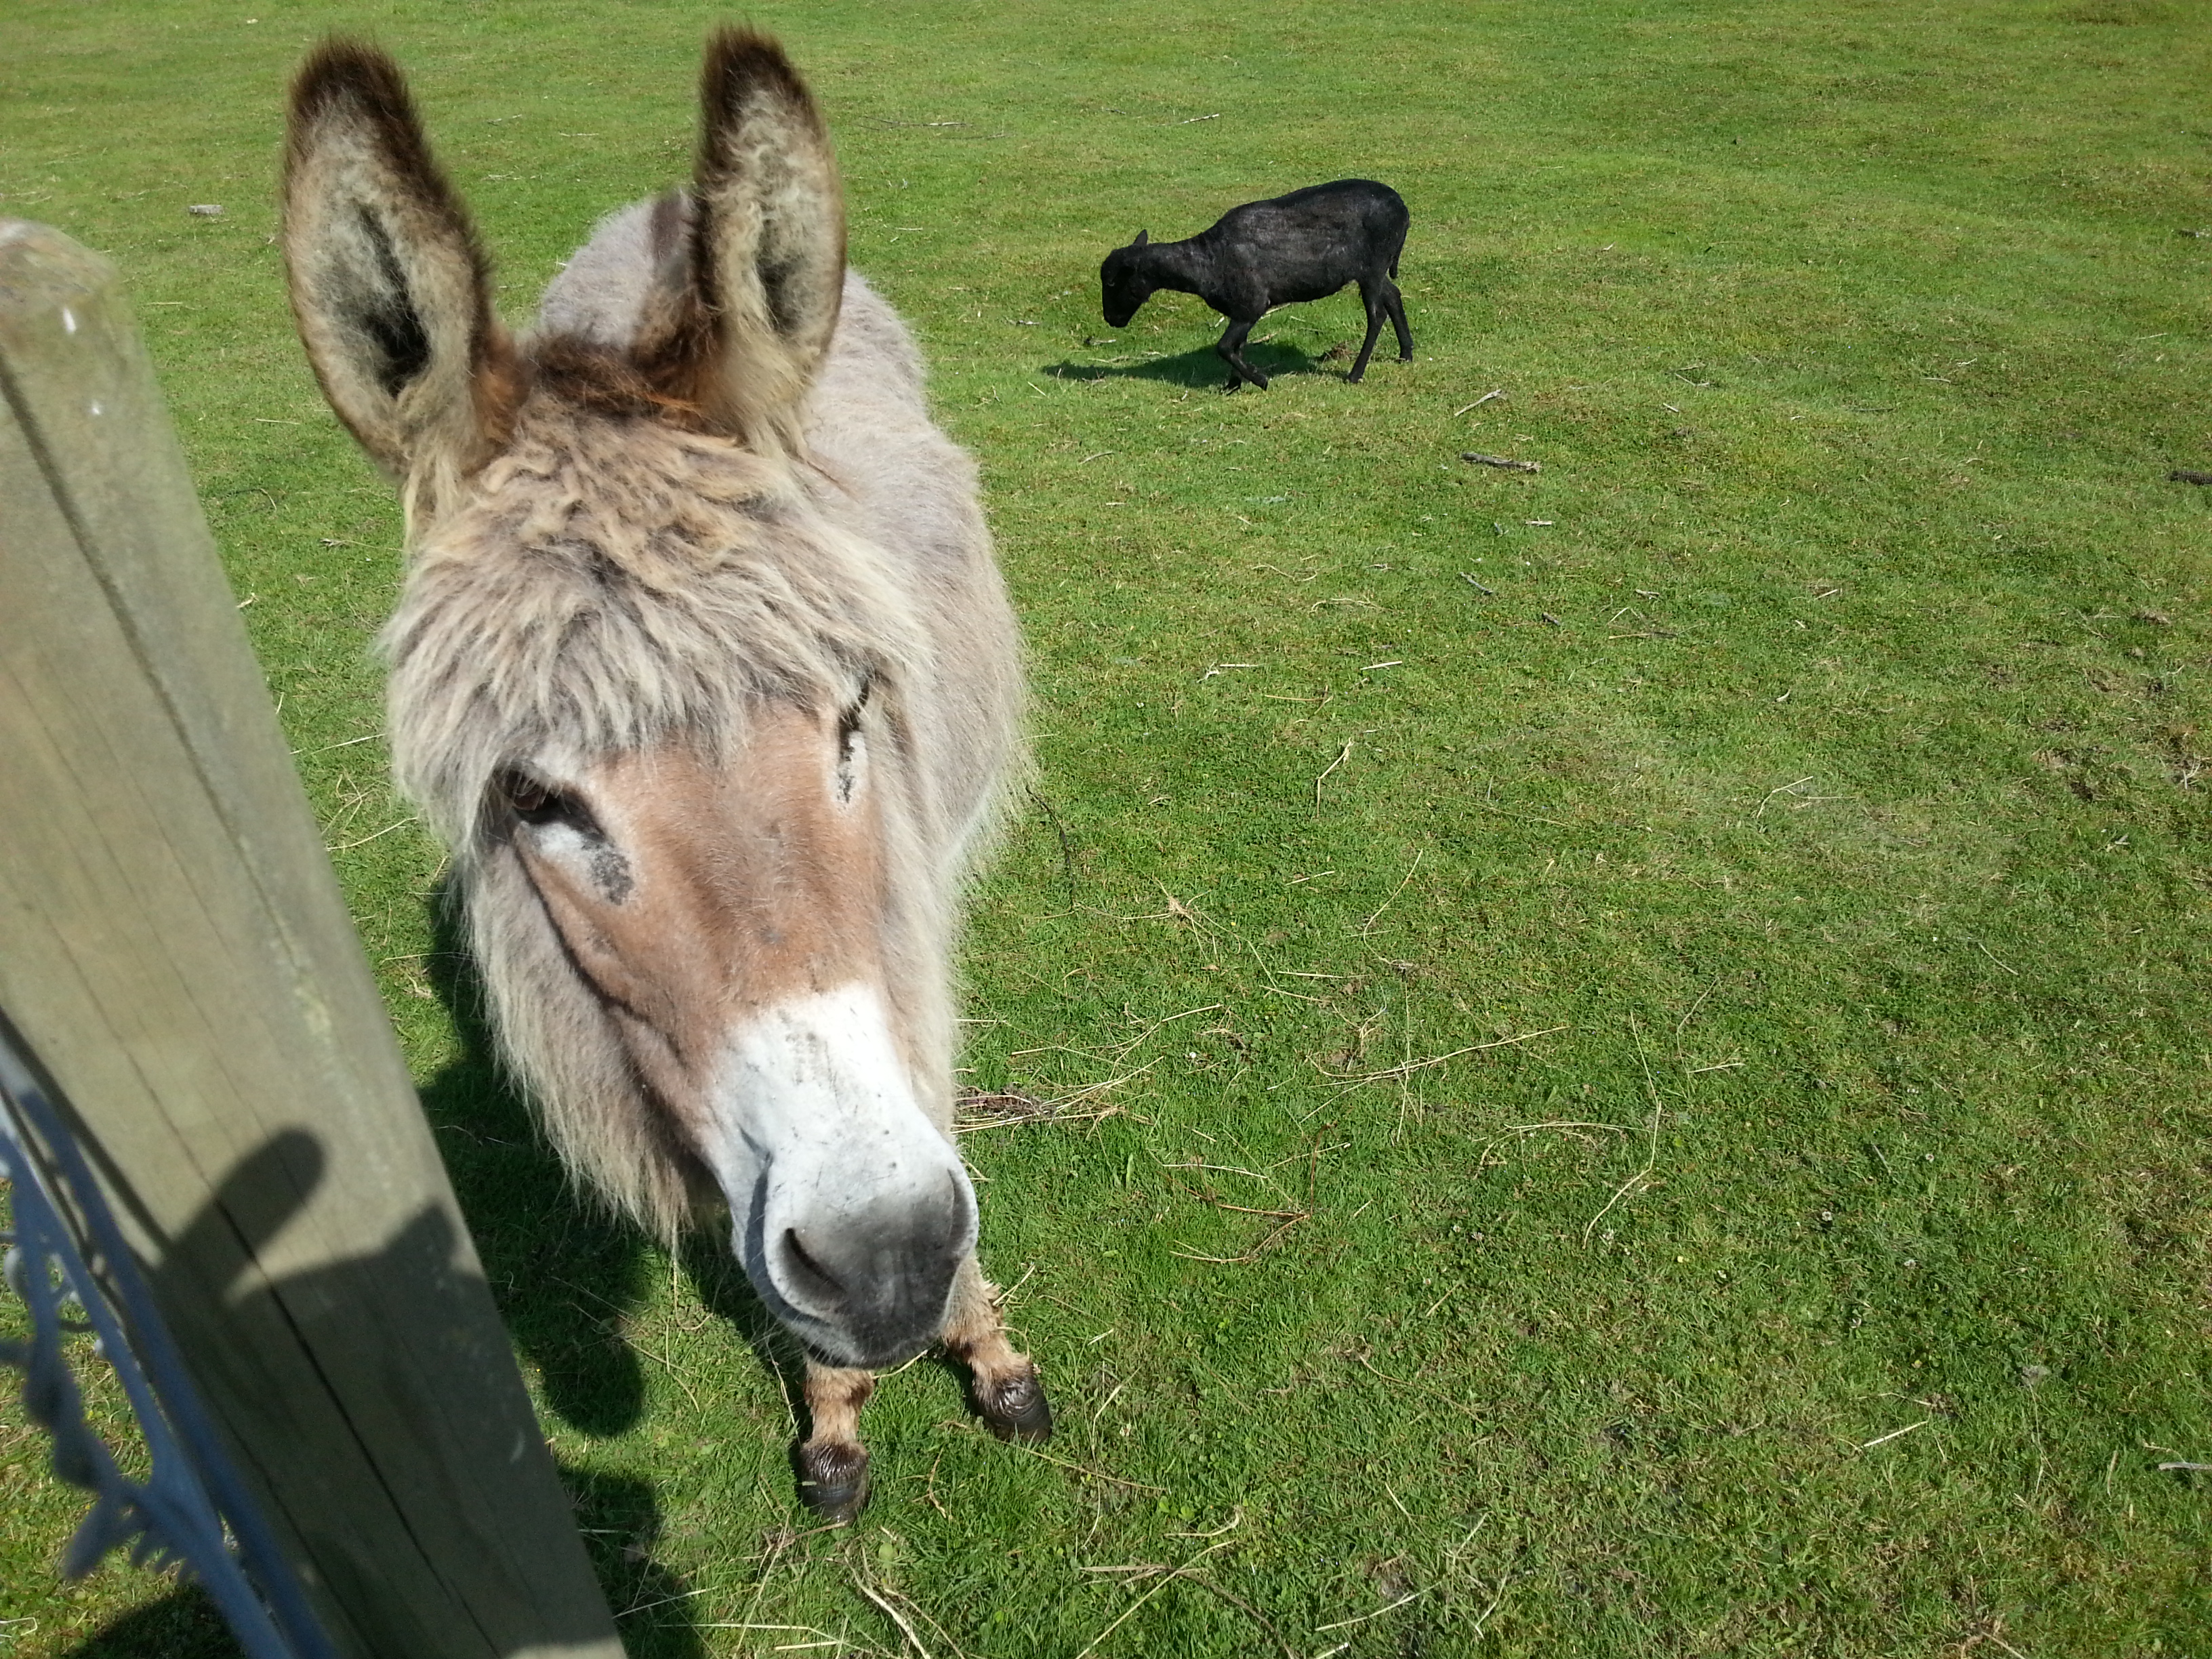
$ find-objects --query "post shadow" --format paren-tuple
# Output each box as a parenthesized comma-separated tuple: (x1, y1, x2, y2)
(63, 1475, 703, 1659)
(58, 1126, 699, 1658)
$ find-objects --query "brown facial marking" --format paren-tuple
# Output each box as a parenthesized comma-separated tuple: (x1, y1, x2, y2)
(508, 703, 888, 1128)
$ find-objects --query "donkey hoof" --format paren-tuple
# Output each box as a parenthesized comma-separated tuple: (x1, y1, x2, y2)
(977, 1369, 1054, 1443)
(794, 1441, 870, 1523)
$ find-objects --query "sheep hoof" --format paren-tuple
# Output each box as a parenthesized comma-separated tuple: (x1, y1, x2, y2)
(794, 1440, 870, 1522)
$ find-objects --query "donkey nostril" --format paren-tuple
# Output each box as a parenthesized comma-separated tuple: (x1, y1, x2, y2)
(779, 1228, 846, 1309)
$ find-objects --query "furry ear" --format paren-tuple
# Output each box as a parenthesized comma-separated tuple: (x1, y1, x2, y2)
(1132, 229, 1148, 248)
(644, 29, 844, 455)
(283, 41, 516, 504)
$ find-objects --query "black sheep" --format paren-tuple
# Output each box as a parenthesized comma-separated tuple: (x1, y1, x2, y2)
(1099, 179, 1412, 390)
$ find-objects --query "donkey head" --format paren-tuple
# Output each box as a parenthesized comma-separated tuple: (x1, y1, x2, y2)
(283, 34, 977, 1369)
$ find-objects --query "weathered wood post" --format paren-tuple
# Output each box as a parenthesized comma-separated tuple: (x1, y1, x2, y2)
(0, 221, 625, 1658)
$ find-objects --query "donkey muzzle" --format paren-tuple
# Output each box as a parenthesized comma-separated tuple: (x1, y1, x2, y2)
(705, 983, 979, 1369)
(766, 1172, 972, 1368)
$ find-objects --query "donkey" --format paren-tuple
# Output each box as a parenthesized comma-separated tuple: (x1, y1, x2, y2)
(1099, 178, 1414, 390)
(282, 31, 1048, 1521)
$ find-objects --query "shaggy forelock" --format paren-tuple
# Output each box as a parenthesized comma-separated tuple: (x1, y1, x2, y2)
(382, 380, 928, 857)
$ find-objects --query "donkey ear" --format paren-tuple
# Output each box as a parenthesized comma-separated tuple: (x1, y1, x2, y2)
(1132, 229, 1148, 248)
(652, 29, 844, 453)
(282, 41, 515, 493)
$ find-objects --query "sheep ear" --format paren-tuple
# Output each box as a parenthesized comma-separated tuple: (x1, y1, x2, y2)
(645, 29, 844, 454)
(282, 41, 516, 496)
(1132, 229, 1149, 248)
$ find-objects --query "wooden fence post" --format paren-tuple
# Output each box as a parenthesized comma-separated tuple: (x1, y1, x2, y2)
(0, 222, 625, 1658)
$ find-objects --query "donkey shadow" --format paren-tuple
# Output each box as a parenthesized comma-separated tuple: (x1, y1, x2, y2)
(1042, 335, 1333, 389)
(418, 902, 817, 1607)
(419, 899, 807, 1437)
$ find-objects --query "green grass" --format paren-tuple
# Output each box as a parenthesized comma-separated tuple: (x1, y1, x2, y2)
(5, 0, 2212, 1654)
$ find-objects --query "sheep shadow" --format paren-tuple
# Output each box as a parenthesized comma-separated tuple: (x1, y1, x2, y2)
(1042, 335, 1339, 389)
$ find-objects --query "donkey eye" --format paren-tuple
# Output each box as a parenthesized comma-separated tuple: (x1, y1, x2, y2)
(496, 768, 591, 831)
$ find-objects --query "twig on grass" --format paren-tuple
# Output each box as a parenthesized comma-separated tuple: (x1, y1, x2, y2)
(1314, 739, 1353, 813)
(1073, 1538, 1237, 1658)
(954, 1082, 1132, 1134)
(1170, 1212, 1307, 1264)
(1453, 390, 1506, 415)
(1973, 939, 2020, 976)
(1351, 1350, 1488, 1422)
(617, 1581, 716, 1620)
(956, 1084, 1120, 1126)
(1181, 1572, 1299, 1659)
(1322, 1026, 1569, 1087)
(291, 730, 384, 756)
(851, 1578, 935, 1659)
(632, 1341, 702, 1411)
(329, 817, 415, 852)
(2169, 469, 2212, 486)
(1353, 848, 1425, 936)
(1859, 1420, 1929, 1451)
(697, 1622, 863, 1654)
(2157, 1460, 2212, 1472)
(1017, 1446, 1165, 1493)
(1462, 451, 1540, 473)
(1753, 777, 1818, 819)
(1315, 1587, 1428, 1632)
(1582, 1019, 1666, 1242)
(1460, 572, 1496, 594)
(1475, 799, 1575, 830)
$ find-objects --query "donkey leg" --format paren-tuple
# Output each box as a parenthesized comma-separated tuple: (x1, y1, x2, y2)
(794, 1360, 875, 1521)
(1215, 318, 1269, 390)
(941, 1257, 1052, 1441)
(1347, 283, 1388, 383)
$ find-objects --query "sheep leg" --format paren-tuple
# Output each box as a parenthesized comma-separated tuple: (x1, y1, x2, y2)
(1215, 317, 1269, 390)
(1347, 283, 1389, 383)
(941, 1256, 1052, 1441)
(1382, 279, 1414, 361)
(794, 1359, 874, 1521)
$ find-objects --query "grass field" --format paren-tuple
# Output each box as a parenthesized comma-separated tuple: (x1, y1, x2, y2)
(5, 0, 2212, 1654)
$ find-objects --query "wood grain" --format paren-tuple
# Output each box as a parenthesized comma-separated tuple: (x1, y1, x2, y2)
(0, 218, 621, 1659)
